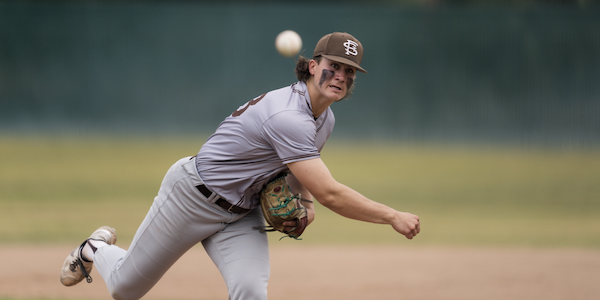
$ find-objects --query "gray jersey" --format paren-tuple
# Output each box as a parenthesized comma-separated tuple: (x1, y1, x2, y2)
(196, 81, 335, 209)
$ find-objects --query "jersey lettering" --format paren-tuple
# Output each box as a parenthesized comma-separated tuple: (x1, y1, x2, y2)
(232, 93, 266, 117)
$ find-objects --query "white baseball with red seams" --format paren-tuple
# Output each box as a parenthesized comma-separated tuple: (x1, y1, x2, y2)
(275, 30, 302, 57)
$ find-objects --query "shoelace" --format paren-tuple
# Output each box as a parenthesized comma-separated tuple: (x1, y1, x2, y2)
(77, 257, 93, 283)
(69, 240, 93, 283)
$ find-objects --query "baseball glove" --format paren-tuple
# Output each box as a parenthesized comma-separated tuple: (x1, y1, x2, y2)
(255, 174, 311, 240)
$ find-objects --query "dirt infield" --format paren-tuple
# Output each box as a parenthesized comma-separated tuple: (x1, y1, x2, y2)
(1, 245, 599, 300)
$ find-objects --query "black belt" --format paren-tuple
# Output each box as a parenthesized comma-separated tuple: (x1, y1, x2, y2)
(195, 184, 250, 214)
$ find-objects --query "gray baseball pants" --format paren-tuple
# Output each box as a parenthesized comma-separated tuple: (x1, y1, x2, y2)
(94, 156, 270, 300)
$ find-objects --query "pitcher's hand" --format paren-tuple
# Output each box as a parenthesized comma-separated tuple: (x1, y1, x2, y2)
(282, 206, 315, 233)
(391, 211, 420, 239)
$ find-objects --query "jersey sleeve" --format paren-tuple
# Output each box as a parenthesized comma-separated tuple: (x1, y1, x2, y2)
(261, 110, 320, 164)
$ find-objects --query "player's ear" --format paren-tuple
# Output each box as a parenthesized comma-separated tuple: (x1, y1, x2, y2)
(308, 59, 318, 76)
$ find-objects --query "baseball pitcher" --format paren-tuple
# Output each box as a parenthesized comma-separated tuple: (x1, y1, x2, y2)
(59, 32, 420, 300)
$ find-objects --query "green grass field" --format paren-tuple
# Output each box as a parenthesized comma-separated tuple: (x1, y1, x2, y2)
(1, 135, 599, 247)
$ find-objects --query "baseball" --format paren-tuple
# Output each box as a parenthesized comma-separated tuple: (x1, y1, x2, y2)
(275, 30, 302, 58)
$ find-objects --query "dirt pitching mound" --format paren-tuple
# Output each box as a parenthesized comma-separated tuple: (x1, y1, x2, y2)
(1, 245, 599, 300)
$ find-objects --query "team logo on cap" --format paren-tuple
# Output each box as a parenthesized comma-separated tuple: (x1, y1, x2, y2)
(343, 39, 359, 56)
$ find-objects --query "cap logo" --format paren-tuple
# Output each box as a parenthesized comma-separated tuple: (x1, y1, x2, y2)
(343, 39, 359, 56)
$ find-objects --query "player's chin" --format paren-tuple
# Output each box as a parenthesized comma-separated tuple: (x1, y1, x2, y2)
(328, 90, 347, 102)
(333, 93, 348, 102)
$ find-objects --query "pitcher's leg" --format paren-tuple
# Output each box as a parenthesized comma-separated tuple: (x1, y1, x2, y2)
(94, 158, 227, 300)
(202, 208, 270, 300)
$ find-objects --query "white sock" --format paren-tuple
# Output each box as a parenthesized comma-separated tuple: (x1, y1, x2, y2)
(81, 239, 108, 262)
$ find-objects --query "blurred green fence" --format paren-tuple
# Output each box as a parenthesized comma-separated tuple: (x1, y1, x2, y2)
(1, 2, 599, 146)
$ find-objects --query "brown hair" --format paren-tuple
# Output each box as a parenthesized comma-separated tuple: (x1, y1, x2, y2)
(294, 55, 355, 100)
(294, 55, 319, 82)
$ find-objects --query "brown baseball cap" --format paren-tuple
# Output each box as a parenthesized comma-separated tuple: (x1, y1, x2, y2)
(313, 32, 367, 73)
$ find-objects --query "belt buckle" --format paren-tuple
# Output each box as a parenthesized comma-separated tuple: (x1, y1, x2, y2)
(226, 203, 235, 213)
